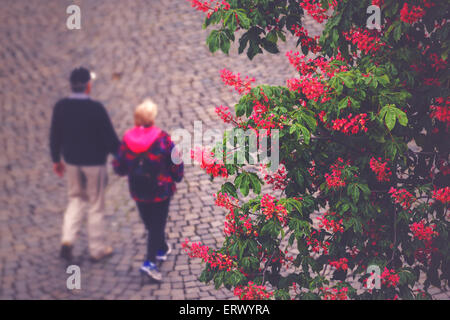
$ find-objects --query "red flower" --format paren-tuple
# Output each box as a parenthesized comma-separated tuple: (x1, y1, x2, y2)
(259, 163, 289, 191)
(191, 147, 228, 178)
(400, 3, 425, 24)
(287, 76, 331, 103)
(380, 268, 400, 287)
(215, 105, 235, 124)
(409, 219, 439, 241)
(299, 0, 337, 24)
(331, 113, 368, 135)
(182, 239, 235, 271)
(343, 28, 386, 56)
(188, 0, 230, 18)
(318, 212, 344, 233)
(433, 187, 450, 204)
(370, 157, 392, 182)
(329, 258, 349, 271)
(389, 187, 415, 209)
(234, 281, 273, 300)
(325, 158, 351, 189)
(430, 96, 450, 125)
(320, 286, 349, 300)
(290, 26, 321, 53)
(372, 0, 384, 6)
(306, 231, 330, 255)
(260, 194, 288, 225)
(220, 69, 255, 95)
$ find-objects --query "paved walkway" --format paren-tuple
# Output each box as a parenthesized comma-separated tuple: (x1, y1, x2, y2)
(0, 0, 448, 300)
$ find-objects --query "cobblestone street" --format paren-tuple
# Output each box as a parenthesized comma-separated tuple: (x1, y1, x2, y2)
(0, 0, 448, 300)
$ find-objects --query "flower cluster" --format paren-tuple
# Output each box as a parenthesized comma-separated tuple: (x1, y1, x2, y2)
(424, 78, 441, 86)
(287, 76, 331, 103)
(372, 0, 384, 6)
(331, 113, 368, 135)
(290, 25, 321, 53)
(182, 239, 235, 271)
(224, 210, 255, 236)
(343, 28, 386, 56)
(317, 212, 344, 233)
(191, 147, 228, 178)
(325, 158, 350, 189)
(286, 51, 348, 78)
(306, 231, 330, 255)
(319, 286, 349, 300)
(388, 187, 415, 209)
(369, 157, 392, 182)
(410, 220, 439, 242)
(380, 267, 400, 288)
(259, 163, 289, 191)
(215, 192, 238, 210)
(234, 281, 273, 300)
(188, 0, 230, 18)
(329, 258, 349, 271)
(430, 97, 450, 125)
(220, 68, 255, 95)
(299, 0, 336, 24)
(249, 100, 287, 131)
(286, 51, 350, 104)
(260, 194, 288, 225)
(432, 187, 450, 204)
(429, 53, 447, 72)
(400, 2, 425, 24)
(215, 105, 235, 124)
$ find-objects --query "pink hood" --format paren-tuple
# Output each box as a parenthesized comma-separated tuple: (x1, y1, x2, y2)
(123, 126, 162, 153)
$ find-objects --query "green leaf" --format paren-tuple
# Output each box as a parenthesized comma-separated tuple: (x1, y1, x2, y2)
(394, 24, 403, 41)
(220, 33, 231, 54)
(347, 183, 360, 204)
(222, 182, 238, 198)
(266, 30, 278, 43)
(385, 109, 396, 131)
(379, 104, 407, 131)
(248, 173, 262, 194)
(236, 11, 251, 29)
(206, 30, 220, 53)
(299, 125, 311, 145)
(240, 175, 250, 196)
(300, 112, 317, 131)
(396, 109, 408, 127)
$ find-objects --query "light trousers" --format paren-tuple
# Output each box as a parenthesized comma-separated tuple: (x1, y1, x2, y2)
(61, 164, 109, 257)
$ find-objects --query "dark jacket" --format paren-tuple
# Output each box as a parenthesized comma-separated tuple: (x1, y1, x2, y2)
(112, 126, 184, 203)
(50, 95, 119, 165)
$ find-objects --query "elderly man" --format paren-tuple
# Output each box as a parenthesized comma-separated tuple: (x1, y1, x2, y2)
(50, 67, 119, 262)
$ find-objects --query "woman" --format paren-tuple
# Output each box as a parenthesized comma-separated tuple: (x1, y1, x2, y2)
(113, 99, 184, 281)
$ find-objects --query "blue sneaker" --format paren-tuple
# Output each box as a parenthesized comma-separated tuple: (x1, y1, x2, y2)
(140, 261, 162, 281)
(156, 245, 172, 262)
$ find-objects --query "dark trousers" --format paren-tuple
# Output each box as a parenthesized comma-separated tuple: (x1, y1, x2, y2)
(136, 199, 170, 263)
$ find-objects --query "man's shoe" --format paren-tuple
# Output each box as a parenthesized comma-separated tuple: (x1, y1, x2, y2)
(140, 261, 162, 281)
(156, 245, 172, 262)
(60, 244, 73, 261)
(90, 246, 114, 263)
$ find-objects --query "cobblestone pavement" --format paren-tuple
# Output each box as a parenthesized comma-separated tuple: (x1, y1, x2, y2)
(0, 0, 448, 300)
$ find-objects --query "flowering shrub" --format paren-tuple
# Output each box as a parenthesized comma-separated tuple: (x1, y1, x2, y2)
(186, 0, 449, 300)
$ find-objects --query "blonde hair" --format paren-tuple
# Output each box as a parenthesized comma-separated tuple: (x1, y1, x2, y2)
(134, 99, 158, 127)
